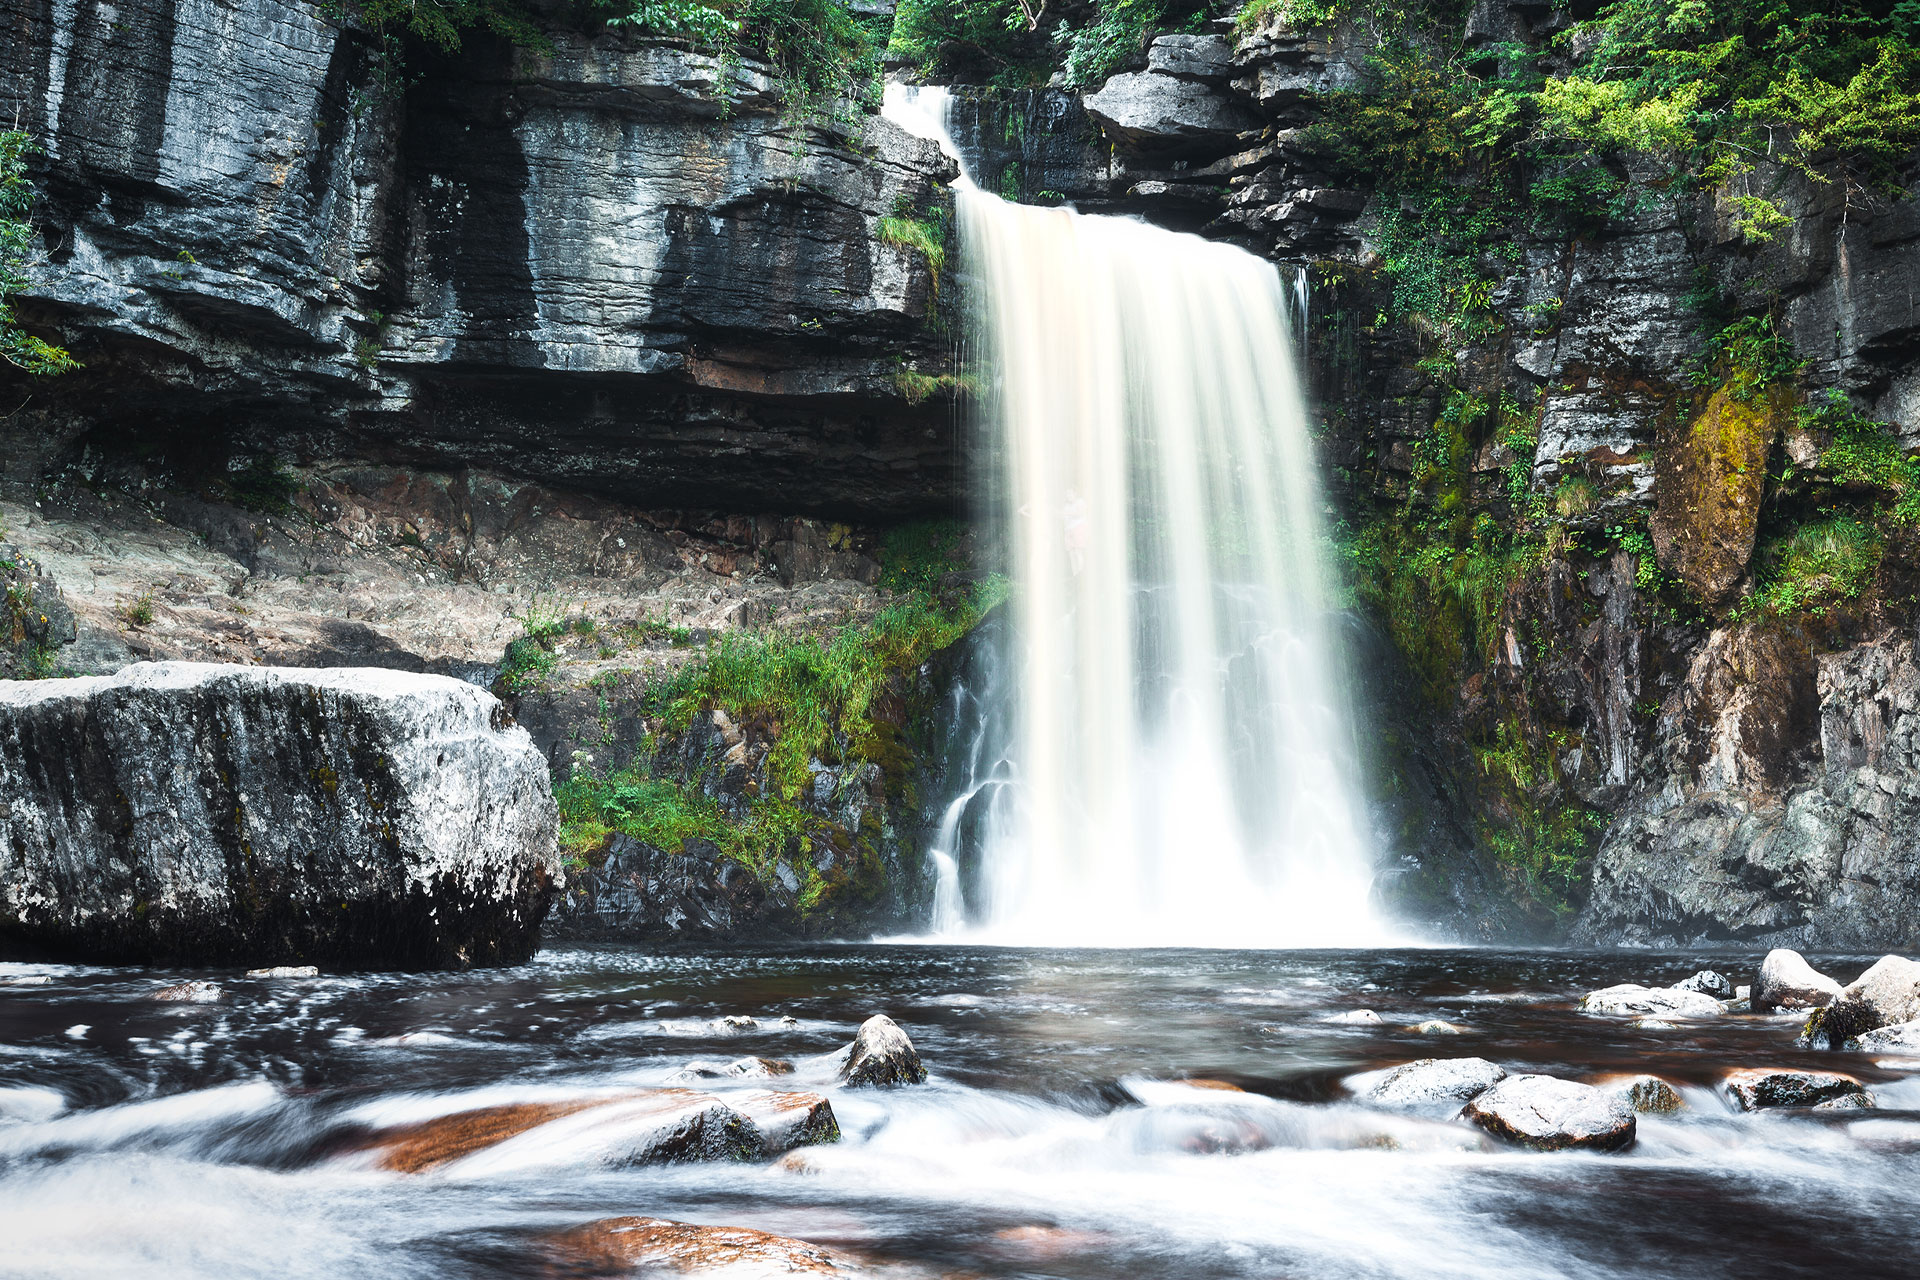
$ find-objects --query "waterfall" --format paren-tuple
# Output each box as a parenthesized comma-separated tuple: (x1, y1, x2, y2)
(886, 86, 1387, 947)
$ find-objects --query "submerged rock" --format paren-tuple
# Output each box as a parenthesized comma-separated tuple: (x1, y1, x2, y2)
(1411, 1020, 1467, 1036)
(1754, 949, 1843, 1013)
(151, 980, 224, 1004)
(1463, 1076, 1637, 1152)
(1363, 1058, 1507, 1111)
(1722, 1068, 1870, 1111)
(248, 966, 321, 979)
(839, 1015, 927, 1088)
(1802, 955, 1920, 1046)
(0, 663, 559, 969)
(1580, 984, 1723, 1018)
(546, 1216, 844, 1276)
(1325, 1009, 1385, 1025)
(669, 1057, 795, 1084)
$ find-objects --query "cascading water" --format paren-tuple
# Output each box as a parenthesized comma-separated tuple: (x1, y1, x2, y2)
(886, 86, 1388, 947)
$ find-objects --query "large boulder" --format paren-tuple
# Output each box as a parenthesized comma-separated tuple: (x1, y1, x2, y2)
(1463, 1076, 1637, 1152)
(1361, 1058, 1507, 1111)
(1754, 949, 1845, 1013)
(838, 1014, 927, 1087)
(0, 662, 558, 969)
(1579, 984, 1723, 1018)
(1082, 71, 1258, 156)
(1804, 955, 1920, 1045)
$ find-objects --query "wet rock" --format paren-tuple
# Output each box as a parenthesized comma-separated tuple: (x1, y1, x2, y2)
(839, 1015, 927, 1088)
(1754, 949, 1844, 1013)
(1325, 1009, 1384, 1025)
(1464, 1076, 1637, 1152)
(1803, 955, 1920, 1046)
(1813, 1092, 1877, 1111)
(1632, 1018, 1680, 1030)
(366, 1100, 602, 1173)
(1363, 1058, 1507, 1111)
(719, 1015, 759, 1032)
(733, 1091, 840, 1155)
(1580, 985, 1723, 1018)
(1674, 970, 1734, 1000)
(1856, 1021, 1920, 1052)
(0, 663, 559, 970)
(248, 966, 320, 979)
(1593, 1074, 1685, 1114)
(546, 1215, 844, 1276)
(1722, 1069, 1870, 1111)
(1411, 1020, 1467, 1035)
(151, 981, 224, 1003)
(360, 1089, 763, 1173)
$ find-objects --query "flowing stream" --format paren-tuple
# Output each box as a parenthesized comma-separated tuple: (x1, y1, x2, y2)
(885, 86, 1383, 947)
(3, 947, 1918, 1279)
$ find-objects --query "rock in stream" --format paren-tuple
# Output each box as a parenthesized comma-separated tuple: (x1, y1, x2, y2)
(0, 662, 559, 969)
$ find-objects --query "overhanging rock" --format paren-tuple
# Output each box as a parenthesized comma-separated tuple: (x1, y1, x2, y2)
(0, 663, 559, 969)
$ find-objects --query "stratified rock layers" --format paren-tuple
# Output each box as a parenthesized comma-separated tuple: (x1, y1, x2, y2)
(0, 662, 559, 968)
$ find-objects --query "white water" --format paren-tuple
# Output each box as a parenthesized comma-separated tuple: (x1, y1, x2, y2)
(884, 87, 1387, 947)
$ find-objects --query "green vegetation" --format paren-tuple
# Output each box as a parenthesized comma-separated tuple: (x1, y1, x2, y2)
(887, 0, 1210, 88)
(1344, 390, 1544, 701)
(877, 213, 948, 288)
(1738, 513, 1882, 619)
(119, 592, 156, 629)
(1475, 719, 1605, 912)
(651, 580, 1005, 800)
(607, 0, 889, 118)
(549, 524, 1001, 904)
(350, 0, 543, 52)
(1, 132, 77, 376)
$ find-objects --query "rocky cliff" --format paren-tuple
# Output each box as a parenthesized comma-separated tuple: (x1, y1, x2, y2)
(0, 0, 960, 516)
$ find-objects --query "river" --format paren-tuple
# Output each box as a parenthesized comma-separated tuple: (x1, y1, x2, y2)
(2, 945, 1916, 1279)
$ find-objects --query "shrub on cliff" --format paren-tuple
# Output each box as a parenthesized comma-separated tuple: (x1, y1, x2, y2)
(1, 132, 77, 377)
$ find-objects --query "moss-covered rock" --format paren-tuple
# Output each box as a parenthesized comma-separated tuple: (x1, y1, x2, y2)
(1651, 384, 1787, 606)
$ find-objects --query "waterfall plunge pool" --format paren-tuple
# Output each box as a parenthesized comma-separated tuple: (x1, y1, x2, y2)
(2, 944, 1915, 1279)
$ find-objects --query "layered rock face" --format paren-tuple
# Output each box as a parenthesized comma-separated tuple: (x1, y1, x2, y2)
(0, 662, 559, 967)
(0, 0, 958, 517)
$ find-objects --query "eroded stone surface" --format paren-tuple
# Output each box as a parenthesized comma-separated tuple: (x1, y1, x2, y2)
(0, 662, 558, 969)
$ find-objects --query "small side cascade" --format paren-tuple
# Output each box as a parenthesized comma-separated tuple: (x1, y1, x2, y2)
(885, 84, 1390, 947)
